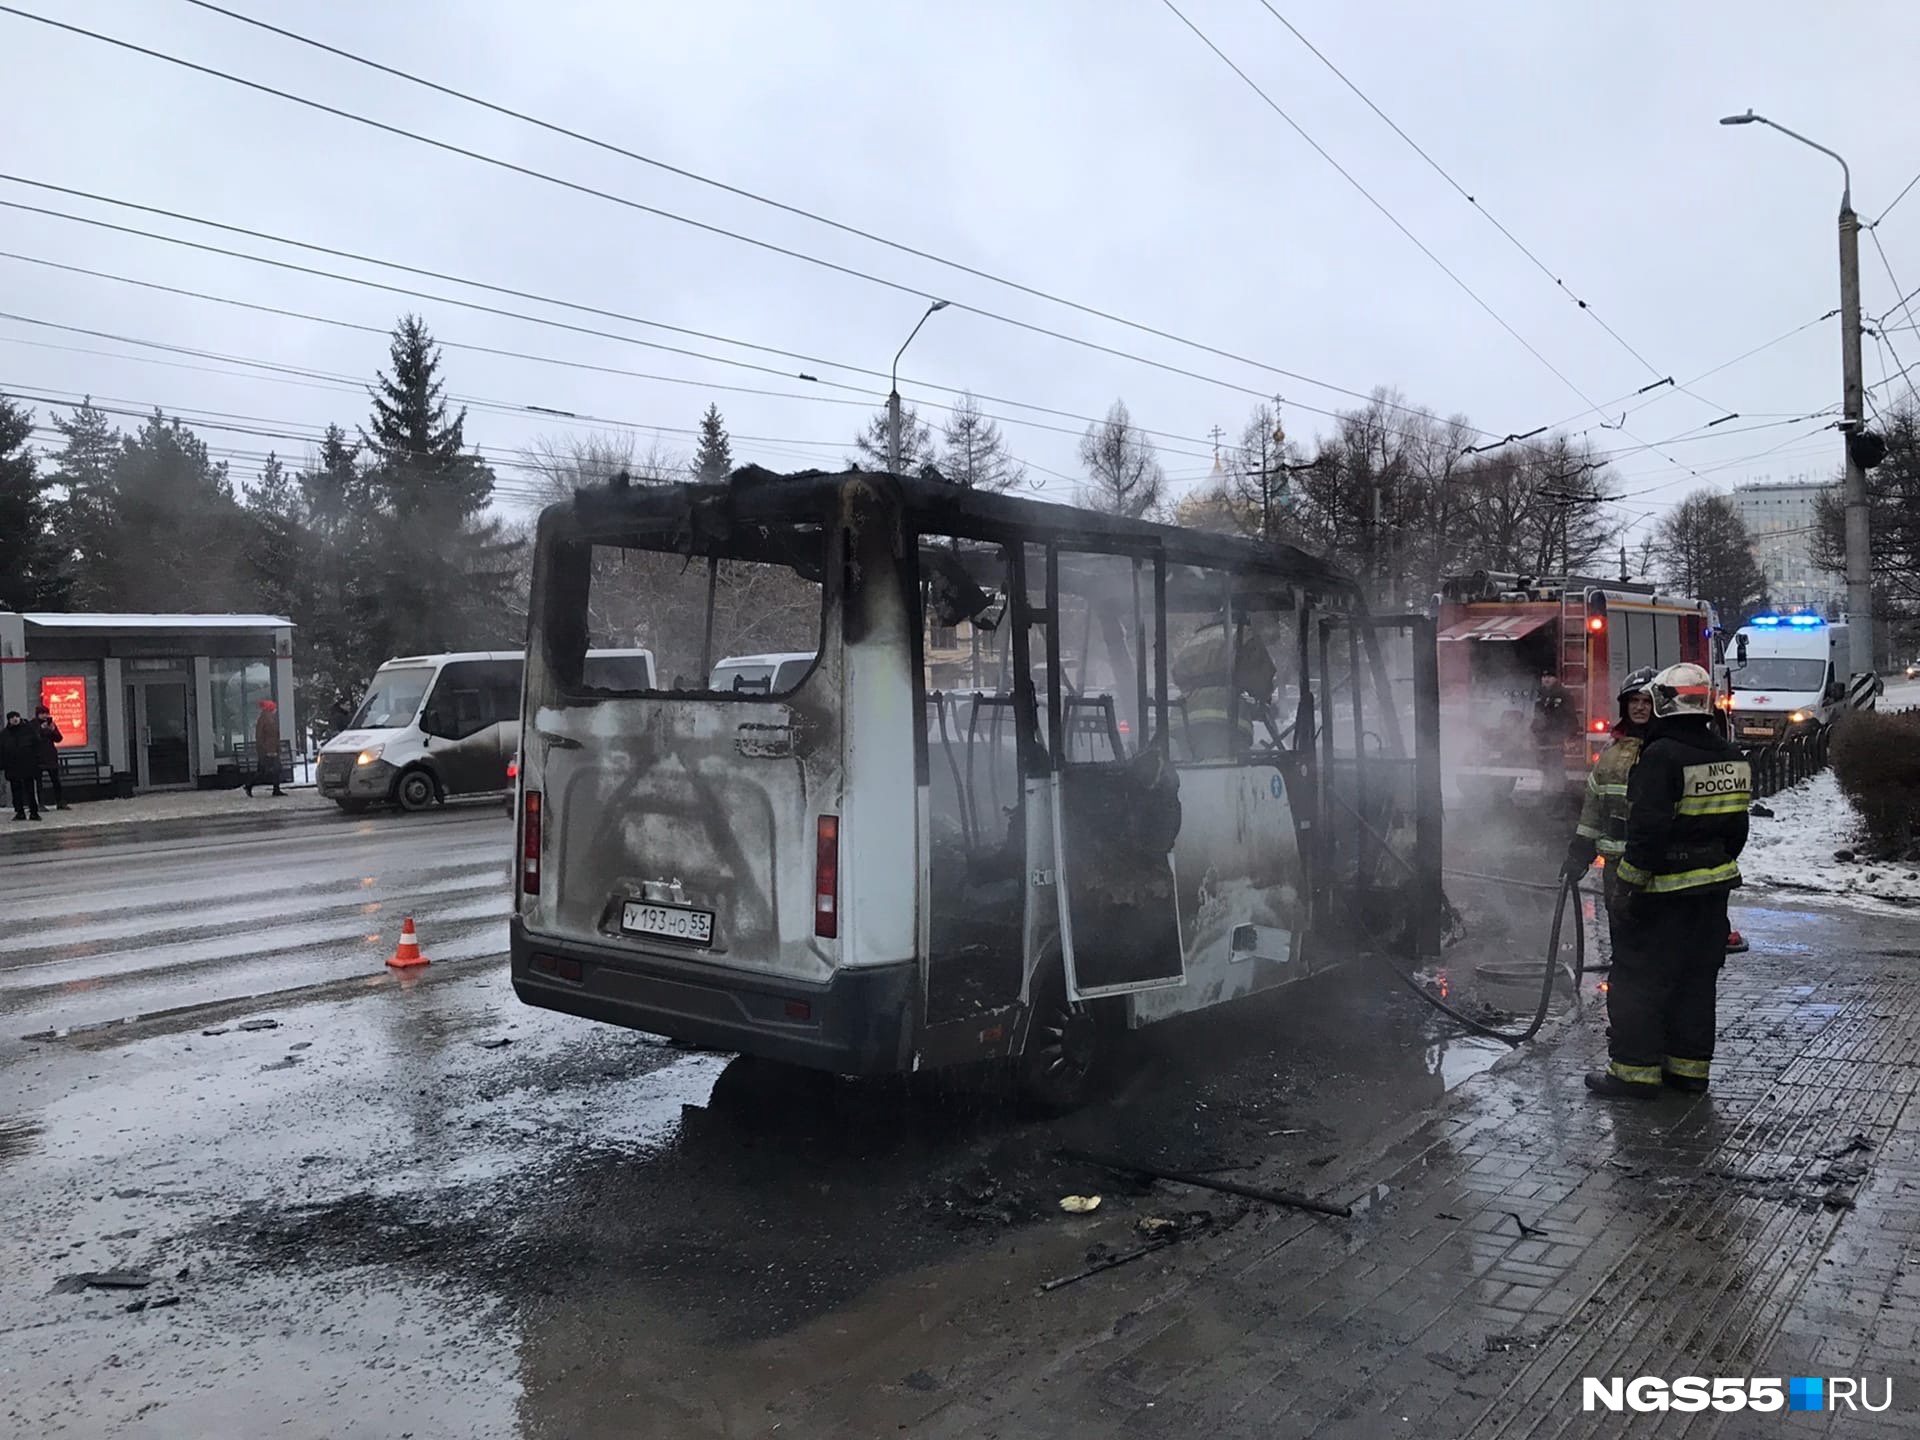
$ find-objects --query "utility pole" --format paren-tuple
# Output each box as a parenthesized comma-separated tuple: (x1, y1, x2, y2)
(1721, 109, 1873, 676)
(1839, 201, 1872, 670)
(888, 300, 948, 475)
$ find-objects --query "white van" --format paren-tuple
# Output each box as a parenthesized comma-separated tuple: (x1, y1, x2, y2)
(319, 648, 653, 812)
(709, 652, 816, 695)
(1725, 616, 1850, 743)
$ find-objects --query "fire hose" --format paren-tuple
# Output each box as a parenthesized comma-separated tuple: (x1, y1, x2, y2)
(1371, 872, 1587, 1047)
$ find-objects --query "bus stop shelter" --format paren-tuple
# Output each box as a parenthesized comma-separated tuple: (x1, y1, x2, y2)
(0, 612, 296, 794)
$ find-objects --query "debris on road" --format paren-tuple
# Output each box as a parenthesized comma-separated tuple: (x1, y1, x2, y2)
(1038, 1235, 1177, 1293)
(1058, 1195, 1101, 1214)
(237, 1018, 279, 1033)
(200, 1028, 228, 1037)
(475, 1037, 514, 1050)
(1818, 1133, 1874, 1160)
(1064, 1149, 1353, 1218)
(53, 1270, 153, 1293)
(1507, 1212, 1550, 1238)
(123, 1295, 181, 1313)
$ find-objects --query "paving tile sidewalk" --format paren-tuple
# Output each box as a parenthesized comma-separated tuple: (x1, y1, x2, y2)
(904, 901, 1920, 1439)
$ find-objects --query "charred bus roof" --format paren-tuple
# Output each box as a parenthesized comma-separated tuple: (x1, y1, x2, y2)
(554, 465, 1362, 605)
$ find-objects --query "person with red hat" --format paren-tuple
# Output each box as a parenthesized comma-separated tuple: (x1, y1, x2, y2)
(245, 698, 285, 798)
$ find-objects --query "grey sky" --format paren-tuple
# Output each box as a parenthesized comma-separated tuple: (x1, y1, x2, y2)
(4, 0, 1916, 548)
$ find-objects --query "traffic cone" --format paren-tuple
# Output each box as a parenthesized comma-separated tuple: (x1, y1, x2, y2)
(386, 916, 430, 969)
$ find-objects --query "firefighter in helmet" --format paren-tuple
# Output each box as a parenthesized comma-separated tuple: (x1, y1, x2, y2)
(1172, 606, 1277, 761)
(1586, 662, 1751, 1100)
(1562, 666, 1658, 910)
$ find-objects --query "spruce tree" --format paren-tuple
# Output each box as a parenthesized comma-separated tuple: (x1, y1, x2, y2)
(360, 314, 519, 655)
(850, 404, 934, 474)
(45, 399, 120, 608)
(694, 403, 733, 483)
(0, 397, 66, 610)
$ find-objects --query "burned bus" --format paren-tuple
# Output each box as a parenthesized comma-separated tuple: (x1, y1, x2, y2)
(512, 468, 1440, 1108)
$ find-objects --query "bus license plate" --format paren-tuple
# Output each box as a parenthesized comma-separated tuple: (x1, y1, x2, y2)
(621, 902, 714, 946)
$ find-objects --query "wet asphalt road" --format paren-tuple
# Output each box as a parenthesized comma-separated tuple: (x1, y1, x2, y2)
(2, 805, 514, 1043)
(0, 804, 1551, 1438)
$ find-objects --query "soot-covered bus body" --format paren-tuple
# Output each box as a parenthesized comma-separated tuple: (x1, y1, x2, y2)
(512, 468, 1439, 1108)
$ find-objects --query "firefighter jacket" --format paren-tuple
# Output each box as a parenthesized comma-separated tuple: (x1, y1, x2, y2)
(1571, 726, 1643, 861)
(1616, 716, 1750, 895)
(1171, 620, 1276, 735)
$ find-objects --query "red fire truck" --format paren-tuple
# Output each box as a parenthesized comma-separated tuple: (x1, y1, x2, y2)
(1436, 571, 1717, 802)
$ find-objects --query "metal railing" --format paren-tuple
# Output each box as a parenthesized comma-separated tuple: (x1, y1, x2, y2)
(1741, 725, 1831, 799)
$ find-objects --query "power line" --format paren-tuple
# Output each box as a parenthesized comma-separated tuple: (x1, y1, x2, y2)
(0, 5, 1486, 438)
(1878, 167, 1920, 228)
(1154, 0, 1712, 486)
(0, 244, 1219, 461)
(1867, 226, 1920, 403)
(1250, 0, 1730, 416)
(168, 0, 1508, 441)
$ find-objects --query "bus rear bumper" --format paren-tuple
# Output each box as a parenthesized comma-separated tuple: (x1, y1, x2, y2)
(509, 918, 915, 1076)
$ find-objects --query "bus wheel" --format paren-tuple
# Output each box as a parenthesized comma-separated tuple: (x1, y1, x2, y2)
(1016, 965, 1108, 1115)
(395, 768, 437, 813)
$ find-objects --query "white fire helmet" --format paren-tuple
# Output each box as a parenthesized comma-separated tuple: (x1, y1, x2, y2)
(1650, 662, 1713, 719)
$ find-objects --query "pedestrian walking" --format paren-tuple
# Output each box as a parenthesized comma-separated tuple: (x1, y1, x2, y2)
(3, 710, 43, 821)
(32, 704, 68, 810)
(1586, 662, 1751, 1100)
(245, 698, 285, 798)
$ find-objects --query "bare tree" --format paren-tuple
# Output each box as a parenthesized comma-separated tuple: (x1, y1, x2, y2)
(1649, 489, 1770, 625)
(1078, 399, 1165, 518)
(940, 391, 1026, 491)
(518, 432, 685, 510)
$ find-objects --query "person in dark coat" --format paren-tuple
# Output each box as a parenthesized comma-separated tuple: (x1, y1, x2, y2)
(32, 704, 68, 810)
(3, 711, 43, 821)
(245, 698, 285, 797)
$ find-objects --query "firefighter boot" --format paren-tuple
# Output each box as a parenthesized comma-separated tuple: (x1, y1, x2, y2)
(1585, 1066, 1663, 1100)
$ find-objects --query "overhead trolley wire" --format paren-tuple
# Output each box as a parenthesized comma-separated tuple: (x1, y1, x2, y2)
(0, 3, 1491, 440)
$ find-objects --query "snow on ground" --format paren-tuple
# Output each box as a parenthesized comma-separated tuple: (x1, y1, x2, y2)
(1741, 769, 1920, 910)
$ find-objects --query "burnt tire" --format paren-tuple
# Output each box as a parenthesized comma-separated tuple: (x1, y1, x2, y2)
(1015, 964, 1112, 1116)
(395, 768, 437, 813)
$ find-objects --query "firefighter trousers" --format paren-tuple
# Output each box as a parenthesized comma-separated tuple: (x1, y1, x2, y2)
(1606, 889, 1728, 1085)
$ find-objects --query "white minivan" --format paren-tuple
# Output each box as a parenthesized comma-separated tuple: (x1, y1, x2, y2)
(319, 649, 653, 812)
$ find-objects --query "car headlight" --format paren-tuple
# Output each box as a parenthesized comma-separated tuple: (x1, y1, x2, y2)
(355, 745, 384, 766)
(1788, 710, 1809, 723)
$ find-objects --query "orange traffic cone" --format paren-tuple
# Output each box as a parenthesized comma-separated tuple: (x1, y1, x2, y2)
(386, 916, 430, 969)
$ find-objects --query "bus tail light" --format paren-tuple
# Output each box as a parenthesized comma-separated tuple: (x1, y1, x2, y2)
(814, 815, 839, 938)
(521, 791, 542, 896)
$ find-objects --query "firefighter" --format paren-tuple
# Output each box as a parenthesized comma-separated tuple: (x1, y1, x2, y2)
(1172, 607, 1276, 760)
(1562, 666, 1658, 906)
(1586, 662, 1750, 1100)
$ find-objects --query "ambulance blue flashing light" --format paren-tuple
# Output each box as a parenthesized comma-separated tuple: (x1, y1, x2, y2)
(1747, 613, 1825, 628)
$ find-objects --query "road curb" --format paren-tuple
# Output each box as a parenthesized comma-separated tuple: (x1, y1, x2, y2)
(0, 802, 345, 857)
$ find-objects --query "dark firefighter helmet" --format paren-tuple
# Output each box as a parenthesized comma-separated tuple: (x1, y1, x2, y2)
(1617, 665, 1659, 706)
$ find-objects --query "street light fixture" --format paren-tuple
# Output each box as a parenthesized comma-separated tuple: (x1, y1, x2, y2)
(888, 299, 948, 475)
(1721, 108, 1872, 677)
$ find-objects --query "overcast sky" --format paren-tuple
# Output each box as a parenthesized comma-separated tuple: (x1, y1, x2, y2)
(4, 0, 1917, 546)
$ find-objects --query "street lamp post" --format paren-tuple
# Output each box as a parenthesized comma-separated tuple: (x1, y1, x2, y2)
(1721, 109, 1873, 677)
(889, 300, 949, 475)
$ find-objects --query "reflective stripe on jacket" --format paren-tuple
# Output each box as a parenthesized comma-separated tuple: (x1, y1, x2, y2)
(1574, 733, 1641, 857)
(1171, 621, 1276, 732)
(1616, 716, 1750, 894)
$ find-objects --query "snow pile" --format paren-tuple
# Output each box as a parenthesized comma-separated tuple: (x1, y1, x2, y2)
(1740, 770, 1920, 908)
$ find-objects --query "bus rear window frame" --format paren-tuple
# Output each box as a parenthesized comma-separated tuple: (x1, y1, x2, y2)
(540, 514, 835, 704)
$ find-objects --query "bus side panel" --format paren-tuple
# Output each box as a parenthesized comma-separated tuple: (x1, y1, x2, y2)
(1129, 764, 1307, 1026)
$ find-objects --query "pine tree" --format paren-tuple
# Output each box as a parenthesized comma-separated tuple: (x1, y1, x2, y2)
(850, 404, 934, 474)
(360, 314, 519, 656)
(940, 391, 1025, 492)
(0, 397, 66, 610)
(244, 452, 303, 619)
(108, 410, 250, 610)
(44, 399, 120, 608)
(694, 403, 733, 483)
